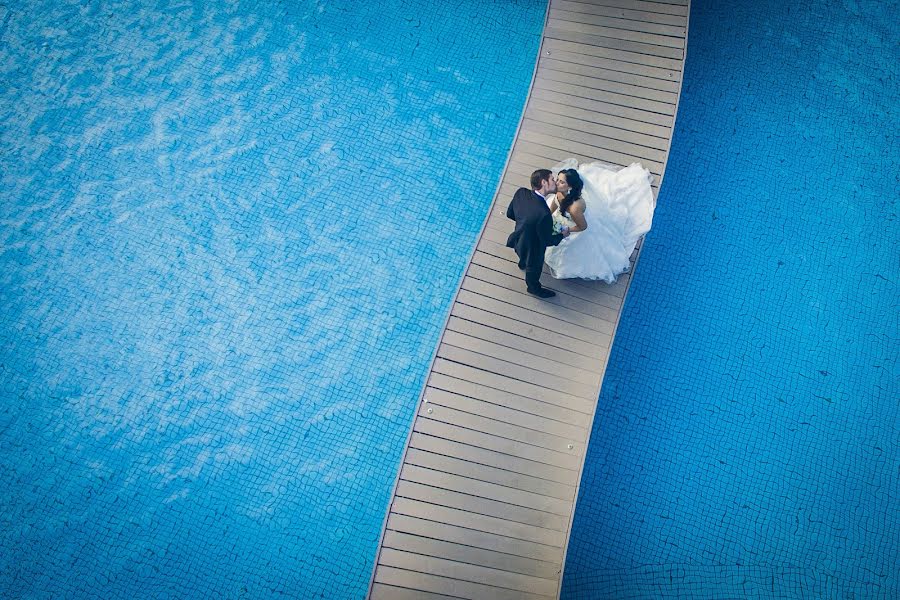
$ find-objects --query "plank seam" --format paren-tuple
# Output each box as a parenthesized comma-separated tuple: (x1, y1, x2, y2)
(409, 426, 581, 473)
(388, 508, 567, 550)
(406, 442, 581, 487)
(376, 564, 557, 599)
(398, 473, 571, 518)
(557, 0, 687, 18)
(419, 400, 587, 447)
(464, 266, 619, 322)
(381, 533, 562, 579)
(402, 456, 579, 501)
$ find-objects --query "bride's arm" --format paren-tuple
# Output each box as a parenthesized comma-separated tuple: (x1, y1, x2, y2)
(567, 200, 588, 233)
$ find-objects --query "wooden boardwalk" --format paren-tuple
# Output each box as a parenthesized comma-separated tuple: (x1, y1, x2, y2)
(368, 0, 690, 598)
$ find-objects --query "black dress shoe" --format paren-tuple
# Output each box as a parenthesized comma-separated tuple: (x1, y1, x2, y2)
(518, 262, 526, 271)
(527, 287, 556, 298)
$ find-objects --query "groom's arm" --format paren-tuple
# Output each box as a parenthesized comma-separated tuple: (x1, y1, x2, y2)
(506, 197, 516, 220)
(507, 187, 530, 220)
(538, 213, 564, 247)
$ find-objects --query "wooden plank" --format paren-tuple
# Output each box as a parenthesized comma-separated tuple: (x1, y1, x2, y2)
(413, 418, 582, 471)
(472, 235, 627, 306)
(533, 75, 676, 116)
(441, 328, 600, 387)
(375, 566, 554, 600)
(371, 583, 459, 600)
(400, 463, 573, 516)
(431, 358, 596, 416)
(556, 0, 688, 17)
(512, 137, 663, 179)
(538, 58, 679, 100)
(466, 260, 619, 322)
(379, 548, 559, 597)
(536, 69, 679, 110)
(437, 343, 596, 401)
(382, 530, 562, 580)
(408, 432, 580, 486)
(539, 49, 680, 83)
(396, 472, 571, 529)
(510, 134, 660, 179)
(455, 284, 614, 343)
(461, 276, 616, 334)
(510, 137, 665, 189)
(423, 363, 590, 429)
(542, 36, 683, 71)
(451, 296, 611, 364)
(506, 147, 660, 192)
(404, 447, 578, 501)
(386, 513, 564, 563)
(419, 400, 586, 455)
(497, 180, 521, 201)
(470, 250, 623, 311)
(544, 25, 684, 60)
(550, 8, 685, 38)
(395, 479, 569, 531)
(428, 371, 594, 427)
(514, 125, 663, 176)
(551, 1, 688, 27)
(525, 106, 669, 154)
(516, 127, 664, 175)
(446, 312, 604, 372)
(390, 498, 568, 547)
(506, 145, 603, 180)
(477, 230, 630, 298)
(504, 160, 536, 185)
(426, 373, 593, 434)
(475, 236, 629, 301)
(547, 13, 685, 48)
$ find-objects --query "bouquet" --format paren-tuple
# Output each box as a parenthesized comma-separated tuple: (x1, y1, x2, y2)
(552, 211, 575, 235)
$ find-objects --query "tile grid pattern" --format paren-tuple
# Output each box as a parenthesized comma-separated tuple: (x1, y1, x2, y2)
(368, 0, 690, 598)
(0, 2, 548, 598)
(561, 0, 899, 597)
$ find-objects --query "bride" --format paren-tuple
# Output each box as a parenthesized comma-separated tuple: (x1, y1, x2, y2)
(544, 159, 656, 283)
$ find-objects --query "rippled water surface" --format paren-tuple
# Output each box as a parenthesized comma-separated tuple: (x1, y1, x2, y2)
(563, 0, 898, 597)
(0, 1, 545, 597)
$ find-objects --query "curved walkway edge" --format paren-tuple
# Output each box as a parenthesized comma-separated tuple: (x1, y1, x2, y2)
(367, 1, 691, 598)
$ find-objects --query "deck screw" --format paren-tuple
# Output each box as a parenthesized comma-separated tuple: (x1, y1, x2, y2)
(567, 444, 574, 450)
(427, 408, 433, 414)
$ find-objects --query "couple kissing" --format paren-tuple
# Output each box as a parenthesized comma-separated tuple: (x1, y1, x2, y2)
(506, 159, 658, 298)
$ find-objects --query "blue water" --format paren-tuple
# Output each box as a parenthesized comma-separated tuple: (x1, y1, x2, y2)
(0, 0, 545, 597)
(562, 0, 898, 598)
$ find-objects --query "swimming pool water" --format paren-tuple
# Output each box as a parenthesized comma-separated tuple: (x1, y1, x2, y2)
(0, 0, 545, 597)
(562, 0, 898, 597)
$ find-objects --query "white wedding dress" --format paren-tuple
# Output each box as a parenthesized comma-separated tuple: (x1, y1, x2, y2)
(544, 159, 656, 282)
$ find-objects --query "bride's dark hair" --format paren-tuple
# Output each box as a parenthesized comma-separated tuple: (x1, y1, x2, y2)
(557, 169, 584, 217)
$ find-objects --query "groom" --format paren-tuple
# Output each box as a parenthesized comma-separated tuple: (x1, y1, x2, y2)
(506, 169, 569, 298)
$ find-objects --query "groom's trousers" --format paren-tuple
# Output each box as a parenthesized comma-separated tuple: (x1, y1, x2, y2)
(524, 264, 544, 292)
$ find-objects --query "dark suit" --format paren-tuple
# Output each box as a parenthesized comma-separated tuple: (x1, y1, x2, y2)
(506, 187, 564, 292)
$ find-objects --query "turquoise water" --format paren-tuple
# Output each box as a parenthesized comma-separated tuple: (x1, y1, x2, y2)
(562, 0, 898, 597)
(0, 0, 545, 597)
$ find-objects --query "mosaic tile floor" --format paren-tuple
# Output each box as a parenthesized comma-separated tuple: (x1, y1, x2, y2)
(562, 0, 899, 598)
(0, 0, 545, 597)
